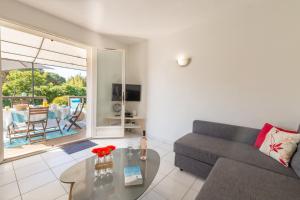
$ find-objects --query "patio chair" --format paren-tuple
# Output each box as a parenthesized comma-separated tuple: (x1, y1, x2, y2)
(63, 102, 85, 131)
(69, 97, 82, 111)
(27, 107, 49, 143)
(7, 111, 33, 144)
(12, 97, 30, 107)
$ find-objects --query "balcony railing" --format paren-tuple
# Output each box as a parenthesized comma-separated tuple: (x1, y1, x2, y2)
(2, 96, 46, 107)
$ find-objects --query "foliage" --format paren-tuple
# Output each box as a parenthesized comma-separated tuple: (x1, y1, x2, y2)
(63, 84, 86, 96)
(2, 70, 47, 96)
(2, 69, 86, 106)
(34, 84, 66, 103)
(45, 72, 66, 85)
(66, 75, 86, 87)
(52, 96, 69, 105)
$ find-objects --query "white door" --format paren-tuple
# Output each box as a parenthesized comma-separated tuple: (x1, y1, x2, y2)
(0, 27, 3, 162)
(94, 49, 125, 138)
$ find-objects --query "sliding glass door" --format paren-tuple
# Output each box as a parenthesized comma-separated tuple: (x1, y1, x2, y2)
(95, 49, 125, 138)
(0, 26, 3, 162)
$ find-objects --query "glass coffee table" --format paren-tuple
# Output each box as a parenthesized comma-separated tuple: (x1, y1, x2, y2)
(60, 148, 160, 200)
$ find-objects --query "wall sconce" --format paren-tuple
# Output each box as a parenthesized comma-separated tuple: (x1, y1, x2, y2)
(177, 55, 191, 67)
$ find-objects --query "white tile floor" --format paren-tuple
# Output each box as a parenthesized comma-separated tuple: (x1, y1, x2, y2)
(0, 137, 205, 200)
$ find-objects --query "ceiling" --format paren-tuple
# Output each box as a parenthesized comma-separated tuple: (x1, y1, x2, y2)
(16, 0, 233, 39)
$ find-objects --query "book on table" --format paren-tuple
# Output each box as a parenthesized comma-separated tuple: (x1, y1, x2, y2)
(124, 165, 143, 186)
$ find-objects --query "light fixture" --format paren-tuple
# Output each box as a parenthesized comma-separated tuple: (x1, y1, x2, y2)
(177, 55, 191, 67)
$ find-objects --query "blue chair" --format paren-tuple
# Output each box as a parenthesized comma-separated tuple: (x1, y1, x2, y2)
(69, 98, 81, 112)
(7, 111, 31, 144)
(63, 102, 85, 131)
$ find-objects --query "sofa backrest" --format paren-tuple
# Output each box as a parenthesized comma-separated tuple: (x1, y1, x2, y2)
(193, 120, 260, 145)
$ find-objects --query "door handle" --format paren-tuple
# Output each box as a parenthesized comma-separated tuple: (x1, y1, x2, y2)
(122, 91, 125, 102)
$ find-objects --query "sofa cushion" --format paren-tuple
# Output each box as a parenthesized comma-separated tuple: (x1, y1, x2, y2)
(196, 158, 300, 200)
(291, 144, 300, 177)
(193, 120, 259, 145)
(174, 133, 298, 178)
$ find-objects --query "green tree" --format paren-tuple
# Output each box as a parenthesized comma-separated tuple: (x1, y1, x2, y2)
(2, 69, 86, 106)
(3, 70, 47, 96)
(67, 75, 86, 87)
(34, 84, 65, 103)
(52, 96, 69, 105)
(63, 84, 86, 96)
(45, 72, 66, 85)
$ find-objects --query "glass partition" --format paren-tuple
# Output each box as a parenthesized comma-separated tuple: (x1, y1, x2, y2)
(96, 50, 125, 137)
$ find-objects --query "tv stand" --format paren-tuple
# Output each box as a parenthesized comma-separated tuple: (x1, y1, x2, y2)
(104, 116, 145, 134)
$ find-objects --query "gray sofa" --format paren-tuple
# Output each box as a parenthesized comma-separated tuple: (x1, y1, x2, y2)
(174, 120, 300, 200)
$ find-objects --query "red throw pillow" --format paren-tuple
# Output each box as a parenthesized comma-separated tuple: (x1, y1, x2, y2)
(254, 123, 297, 148)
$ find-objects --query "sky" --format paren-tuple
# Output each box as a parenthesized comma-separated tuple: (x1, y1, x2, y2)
(43, 65, 86, 80)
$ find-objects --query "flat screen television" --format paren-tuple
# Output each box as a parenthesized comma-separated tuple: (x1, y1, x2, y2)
(112, 84, 141, 101)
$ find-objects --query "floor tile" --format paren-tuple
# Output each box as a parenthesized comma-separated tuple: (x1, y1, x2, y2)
(147, 140, 162, 149)
(18, 170, 56, 194)
(158, 160, 175, 175)
(22, 181, 66, 200)
(13, 155, 43, 169)
(12, 196, 22, 200)
(51, 160, 76, 179)
(168, 168, 196, 187)
(41, 149, 69, 160)
(191, 178, 205, 192)
(0, 181, 20, 200)
(141, 186, 153, 196)
(142, 190, 167, 200)
(0, 139, 202, 200)
(70, 148, 93, 160)
(74, 153, 94, 162)
(157, 143, 173, 152)
(151, 172, 167, 186)
(155, 147, 170, 157)
(154, 176, 189, 200)
(15, 160, 49, 180)
(162, 152, 175, 165)
(0, 162, 14, 174)
(182, 189, 199, 200)
(44, 154, 74, 168)
(55, 194, 68, 200)
(0, 169, 16, 186)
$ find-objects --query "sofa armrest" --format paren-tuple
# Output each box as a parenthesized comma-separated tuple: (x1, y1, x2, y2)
(192, 120, 259, 145)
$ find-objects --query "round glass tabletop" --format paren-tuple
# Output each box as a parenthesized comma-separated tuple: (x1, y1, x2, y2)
(60, 148, 160, 200)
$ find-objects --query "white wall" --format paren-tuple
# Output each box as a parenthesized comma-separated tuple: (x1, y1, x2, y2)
(145, 1, 300, 143)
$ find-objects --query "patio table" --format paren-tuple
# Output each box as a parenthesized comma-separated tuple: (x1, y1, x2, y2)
(3, 106, 71, 131)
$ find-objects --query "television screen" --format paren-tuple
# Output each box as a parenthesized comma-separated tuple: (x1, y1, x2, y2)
(112, 84, 141, 101)
(126, 84, 141, 101)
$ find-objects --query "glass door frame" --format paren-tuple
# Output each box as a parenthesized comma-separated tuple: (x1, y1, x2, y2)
(93, 48, 126, 138)
(0, 26, 4, 162)
(0, 20, 92, 162)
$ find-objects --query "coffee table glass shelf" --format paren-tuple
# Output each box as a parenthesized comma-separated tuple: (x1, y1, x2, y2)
(60, 148, 160, 200)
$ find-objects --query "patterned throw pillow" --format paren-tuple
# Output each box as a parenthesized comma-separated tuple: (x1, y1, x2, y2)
(259, 127, 300, 167)
(254, 123, 297, 148)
